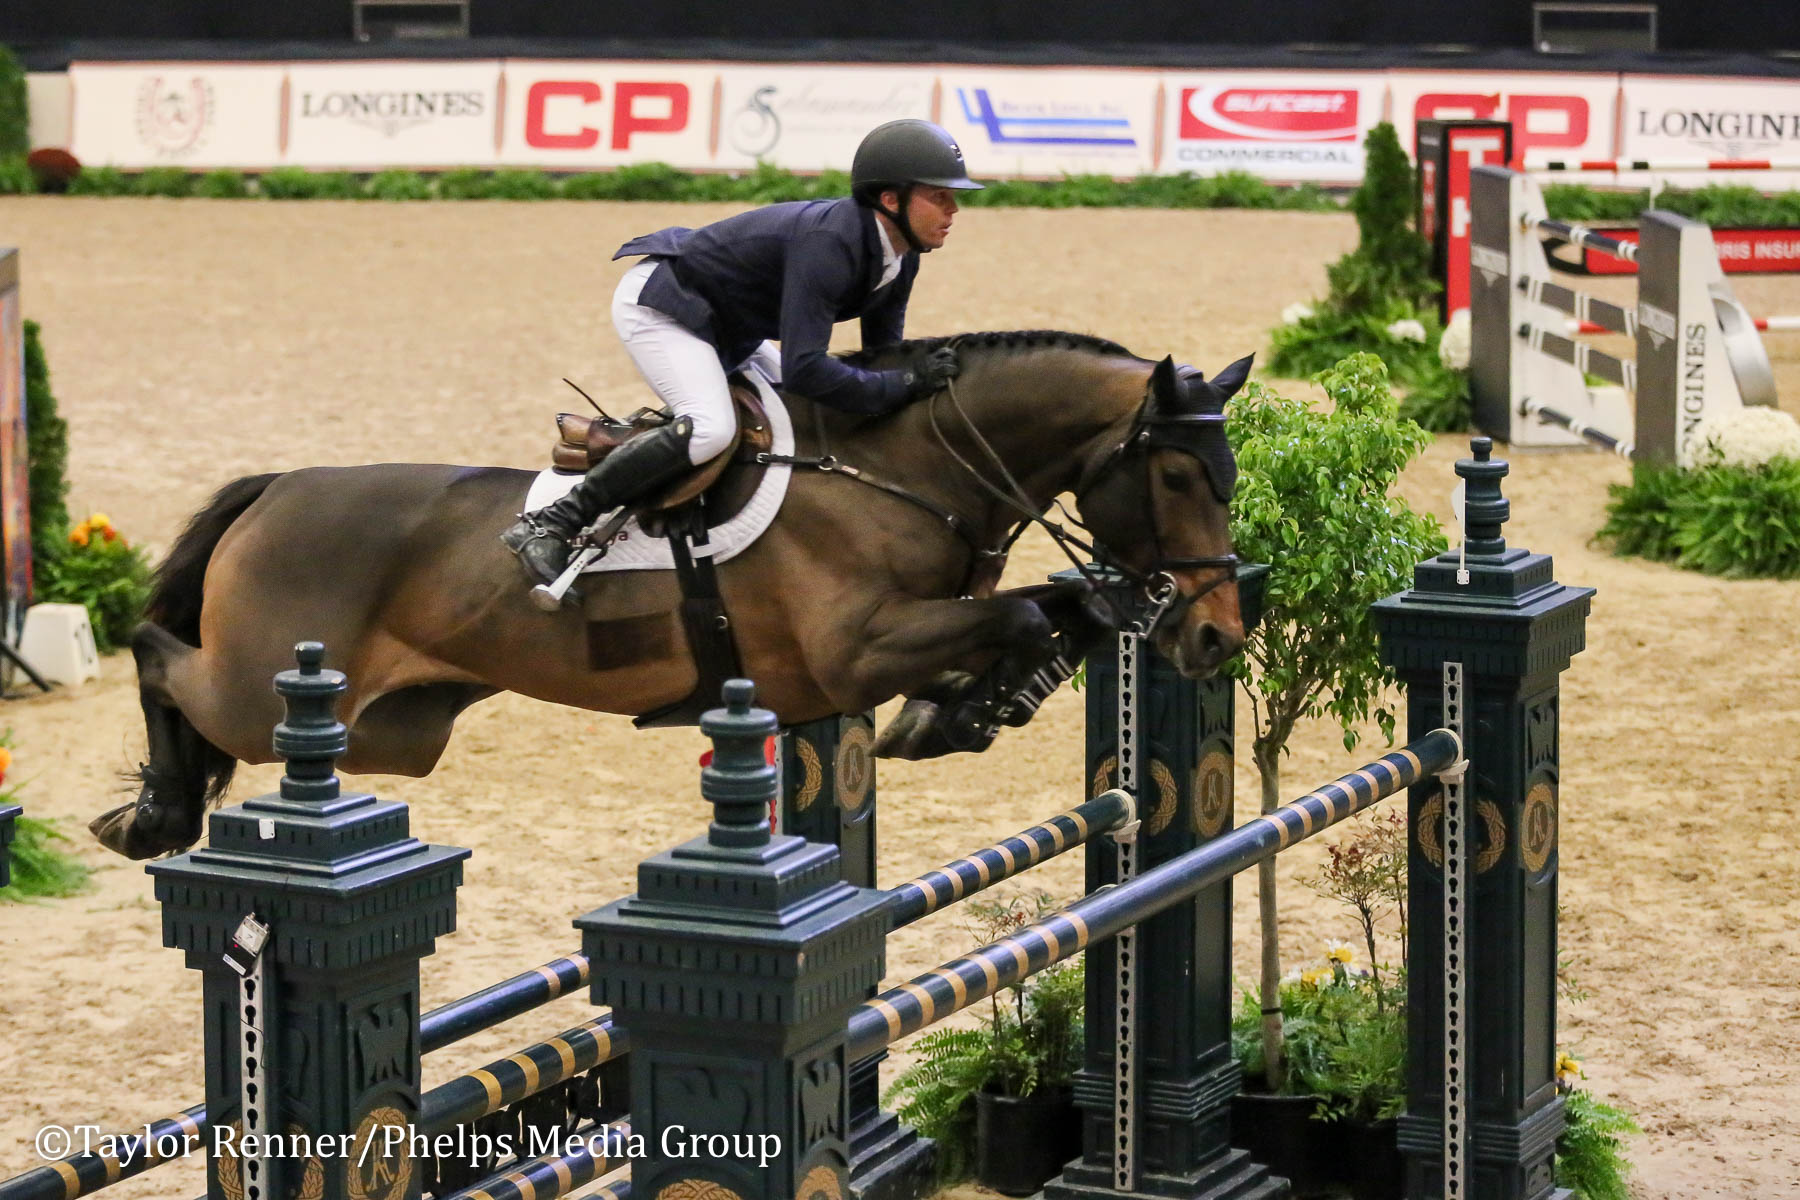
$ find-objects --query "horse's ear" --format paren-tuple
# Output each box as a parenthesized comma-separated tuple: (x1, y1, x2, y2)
(1149, 355, 1180, 408)
(1211, 354, 1254, 398)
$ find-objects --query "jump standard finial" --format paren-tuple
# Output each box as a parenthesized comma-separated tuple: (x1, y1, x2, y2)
(701, 678, 778, 849)
(1458, 436, 1511, 557)
(273, 640, 348, 803)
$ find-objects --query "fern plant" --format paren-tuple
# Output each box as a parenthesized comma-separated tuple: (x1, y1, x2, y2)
(883, 894, 1086, 1183)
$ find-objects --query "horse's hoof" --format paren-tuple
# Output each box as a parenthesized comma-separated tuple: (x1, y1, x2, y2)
(89, 803, 193, 860)
(872, 699, 940, 760)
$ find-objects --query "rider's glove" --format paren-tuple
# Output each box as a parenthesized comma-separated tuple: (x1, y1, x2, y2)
(904, 346, 960, 397)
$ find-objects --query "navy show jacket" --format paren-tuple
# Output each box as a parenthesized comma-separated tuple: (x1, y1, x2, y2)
(613, 196, 918, 414)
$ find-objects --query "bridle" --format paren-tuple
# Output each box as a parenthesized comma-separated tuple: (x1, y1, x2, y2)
(925, 364, 1239, 638)
(1068, 405, 1240, 635)
(757, 349, 1240, 638)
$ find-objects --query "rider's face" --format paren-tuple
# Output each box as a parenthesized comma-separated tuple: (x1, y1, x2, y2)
(883, 186, 960, 251)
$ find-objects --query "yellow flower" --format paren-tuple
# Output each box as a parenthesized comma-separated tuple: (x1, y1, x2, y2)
(1325, 942, 1355, 966)
(1300, 966, 1333, 989)
(69, 522, 90, 547)
(1556, 1053, 1584, 1087)
(88, 511, 111, 529)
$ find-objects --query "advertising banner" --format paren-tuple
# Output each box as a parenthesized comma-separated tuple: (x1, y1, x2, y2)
(1388, 70, 1618, 168)
(1619, 75, 1800, 190)
(1158, 71, 1384, 182)
(497, 60, 716, 169)
(282, 60, 502, 168)
(936, 68, 1160, 179)
(710, 65, 934, 172)
(69, 61, 284, 168)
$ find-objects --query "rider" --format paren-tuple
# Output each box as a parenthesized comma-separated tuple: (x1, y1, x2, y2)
(503, 118, 984, 585)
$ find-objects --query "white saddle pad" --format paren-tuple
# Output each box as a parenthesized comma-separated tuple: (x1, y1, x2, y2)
(521, 369, 795, 574)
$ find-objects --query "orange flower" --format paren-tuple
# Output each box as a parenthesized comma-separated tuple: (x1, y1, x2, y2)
(69, 522, 90, 547)
(0, 745, 12, 784)
(101, 526, 117, 543)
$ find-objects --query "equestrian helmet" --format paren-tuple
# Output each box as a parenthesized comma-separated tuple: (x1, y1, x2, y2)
(851, 120, 983, 202)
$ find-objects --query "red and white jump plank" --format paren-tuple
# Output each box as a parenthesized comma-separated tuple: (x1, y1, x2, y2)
(1539, 160, 1800, 173)
(1565, 315, 1800, 334)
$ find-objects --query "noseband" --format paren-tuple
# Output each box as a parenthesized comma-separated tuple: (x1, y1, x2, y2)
(1075, 408, 1239, 636)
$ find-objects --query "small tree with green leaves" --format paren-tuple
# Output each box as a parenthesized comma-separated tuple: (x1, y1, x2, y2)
(1224, 353, 1446, 1089)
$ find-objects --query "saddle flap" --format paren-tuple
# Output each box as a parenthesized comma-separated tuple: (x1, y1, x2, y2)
(547, 376, 776, 512)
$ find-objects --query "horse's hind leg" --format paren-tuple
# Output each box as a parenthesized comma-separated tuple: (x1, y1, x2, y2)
(90, 624, 242, 859)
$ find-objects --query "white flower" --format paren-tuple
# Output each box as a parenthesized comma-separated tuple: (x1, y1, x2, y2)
(1438, 309, 1472, 370)
(1385, 318, 1428, 344)
(1693, 407, 1800, 469)
(1280, 301, 1315, 326)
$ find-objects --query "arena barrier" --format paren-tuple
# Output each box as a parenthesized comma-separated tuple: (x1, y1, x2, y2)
(0, 440, 1591, 1200)
(1469, 164, 1778, 464)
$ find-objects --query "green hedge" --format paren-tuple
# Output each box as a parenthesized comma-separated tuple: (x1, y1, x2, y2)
(18, 162, 1348, 209)
(20, 161, 1800, 224)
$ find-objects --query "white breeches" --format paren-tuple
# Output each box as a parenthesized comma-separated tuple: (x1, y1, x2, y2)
(612, 260, 779, 465)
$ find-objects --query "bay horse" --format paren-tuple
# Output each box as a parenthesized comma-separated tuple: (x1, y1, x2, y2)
(93, 331, 1250, 859)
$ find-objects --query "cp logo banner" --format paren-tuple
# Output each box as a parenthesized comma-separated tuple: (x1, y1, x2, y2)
(1390, 72, 1618, 167)
(500, 62, 714, 167)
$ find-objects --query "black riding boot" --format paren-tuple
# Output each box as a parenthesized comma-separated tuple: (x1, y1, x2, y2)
(502, 417, 695, 585)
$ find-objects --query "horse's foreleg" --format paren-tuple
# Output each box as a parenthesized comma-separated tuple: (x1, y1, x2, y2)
(862, 579, 1117, 760)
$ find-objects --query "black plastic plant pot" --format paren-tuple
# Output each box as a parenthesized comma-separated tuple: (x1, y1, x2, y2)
(974, 1086, 1081, 1196)
(1344, 1115, 1404, 1200)
(1230, 1091, 1348, 1197)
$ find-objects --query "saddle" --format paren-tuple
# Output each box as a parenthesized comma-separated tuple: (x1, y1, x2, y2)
(548, 374, 776, 730)
(551, 375, 774, 525)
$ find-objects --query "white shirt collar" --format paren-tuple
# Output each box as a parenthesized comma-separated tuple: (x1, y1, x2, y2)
(875, 218, 904, 291)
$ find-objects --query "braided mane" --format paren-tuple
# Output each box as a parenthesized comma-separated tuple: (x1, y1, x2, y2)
(837, 329, 1138, 370)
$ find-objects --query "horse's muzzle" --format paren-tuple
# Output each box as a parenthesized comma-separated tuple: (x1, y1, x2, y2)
(1155, 592, 1245, 678)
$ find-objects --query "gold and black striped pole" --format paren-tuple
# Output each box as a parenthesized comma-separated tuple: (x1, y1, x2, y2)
(420, 1015, 627, 1135)
(441, 1124, 632, 1200)
(847, 728, 1461, 1061)
(881, 789, 1133, 928)
(0, 1106, 207, 1200)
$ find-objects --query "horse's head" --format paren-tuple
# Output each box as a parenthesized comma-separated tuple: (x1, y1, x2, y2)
(1076, 353, 1251, 677)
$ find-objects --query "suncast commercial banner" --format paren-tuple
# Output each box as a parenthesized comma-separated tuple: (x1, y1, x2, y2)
(69, 61, 285, 168)
(1158, 71, 1384, 182)
(282, 60, 502, 168)
(496, 60, 717, 168)
(936, 68, 1160, 179)
(709, 65, 935, 172)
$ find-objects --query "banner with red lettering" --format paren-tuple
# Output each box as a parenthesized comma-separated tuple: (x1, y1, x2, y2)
(1157, 71, 1384, 182)
(282, 60, 501, 168)
(1387, 70, 1618, 169)
(497, 60, 715, 168)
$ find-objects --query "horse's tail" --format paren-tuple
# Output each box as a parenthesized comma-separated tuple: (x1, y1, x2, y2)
(147, 472, 283, 645)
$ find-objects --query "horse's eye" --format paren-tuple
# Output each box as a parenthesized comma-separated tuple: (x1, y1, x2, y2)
(1160, 467, 1193, 493)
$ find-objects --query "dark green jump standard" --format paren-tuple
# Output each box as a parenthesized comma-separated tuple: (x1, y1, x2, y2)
(150, 643, 470, 1200)
(579, 680, 891, 1200)
(1373, 439, 1592, 1200)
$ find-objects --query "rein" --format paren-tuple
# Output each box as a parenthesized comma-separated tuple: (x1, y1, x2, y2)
(759, 354, 1238, 633)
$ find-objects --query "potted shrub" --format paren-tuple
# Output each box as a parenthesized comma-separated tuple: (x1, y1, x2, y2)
(884, 893, 1085, 1195)
(1231, 808, 1409, 1197)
